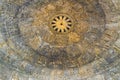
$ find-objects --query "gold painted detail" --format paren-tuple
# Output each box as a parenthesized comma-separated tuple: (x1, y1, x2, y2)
(50, 14, 73, 34)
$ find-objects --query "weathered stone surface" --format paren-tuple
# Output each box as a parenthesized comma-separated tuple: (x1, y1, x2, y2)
(0, 0, 120, 80)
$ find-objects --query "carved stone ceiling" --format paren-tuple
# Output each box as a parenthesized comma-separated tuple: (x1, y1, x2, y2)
(0, 0, 120, 80)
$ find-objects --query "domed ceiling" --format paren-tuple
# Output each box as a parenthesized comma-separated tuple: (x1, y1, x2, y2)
(0, 0, 120, 80)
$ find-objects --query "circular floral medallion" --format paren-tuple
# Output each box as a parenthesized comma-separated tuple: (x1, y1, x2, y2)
(50, 14, 73, 34)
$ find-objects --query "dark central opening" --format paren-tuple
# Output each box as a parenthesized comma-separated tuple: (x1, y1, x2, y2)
(60, 23, 63, 25)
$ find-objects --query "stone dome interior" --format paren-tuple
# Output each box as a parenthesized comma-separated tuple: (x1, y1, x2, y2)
(0, 0, 120, 80)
